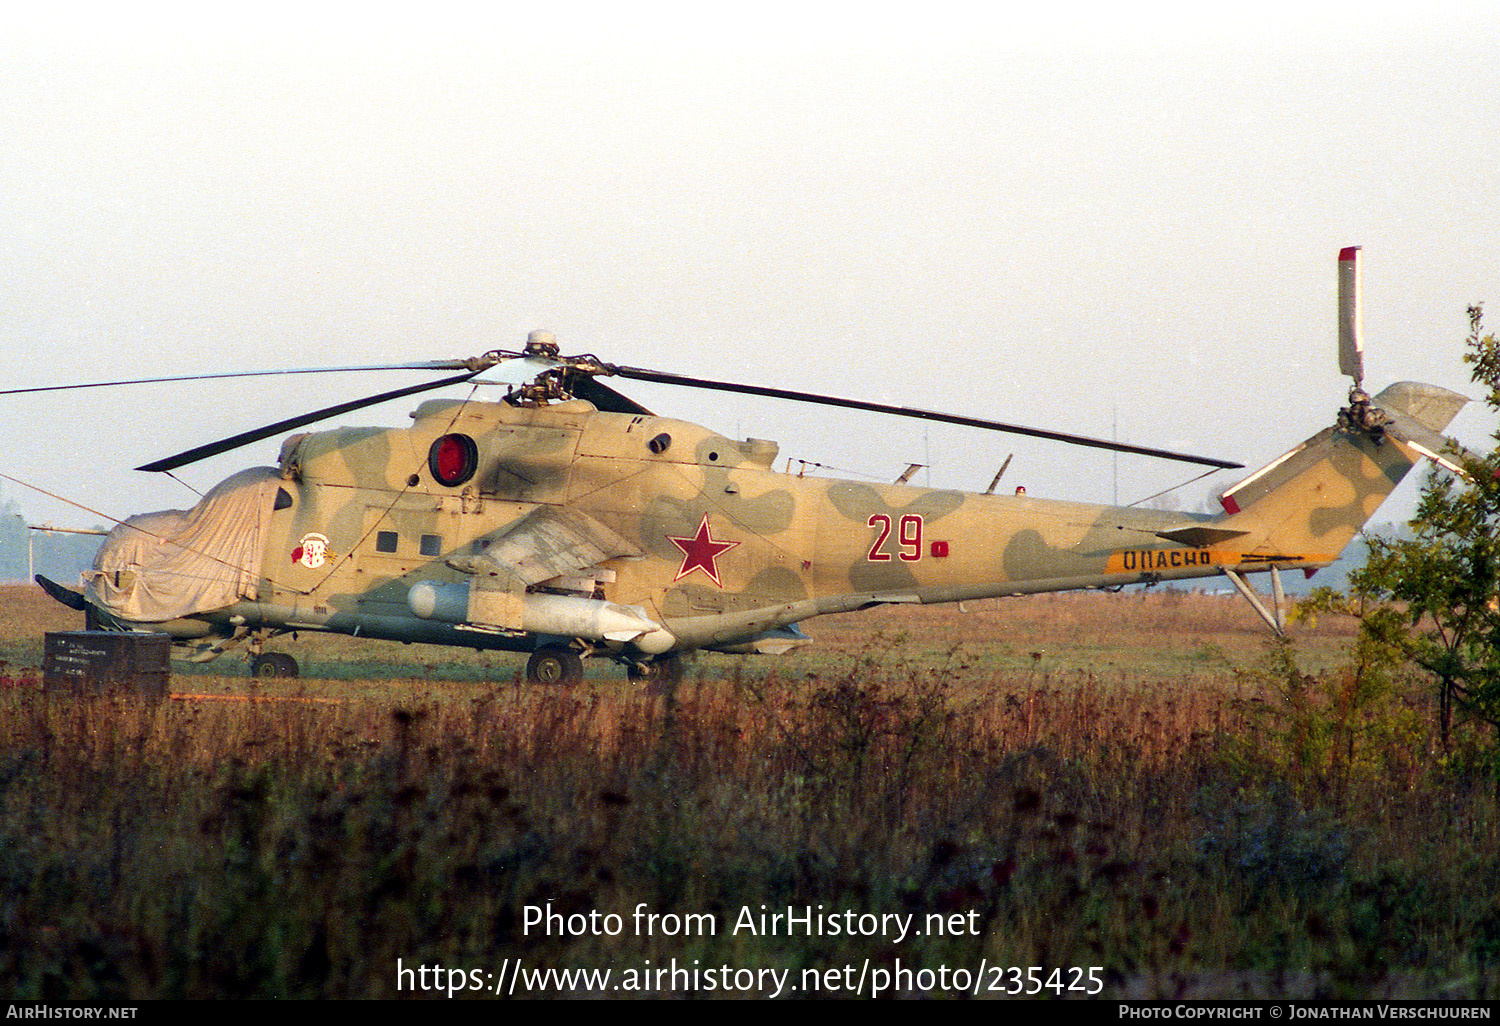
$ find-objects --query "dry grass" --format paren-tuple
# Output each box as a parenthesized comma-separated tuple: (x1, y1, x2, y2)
(1, 584, 1496, 1000)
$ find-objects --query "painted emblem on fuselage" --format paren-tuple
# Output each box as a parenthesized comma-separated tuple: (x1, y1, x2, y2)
(293, 532, 330, 569)
(668, 514, 738, 587)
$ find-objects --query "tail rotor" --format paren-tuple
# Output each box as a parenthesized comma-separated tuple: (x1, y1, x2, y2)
(1334, 246, 1471, 475)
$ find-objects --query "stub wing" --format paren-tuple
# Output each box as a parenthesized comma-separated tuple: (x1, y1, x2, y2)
(445, 506, 642, 588)
(411, 506, 673, 652)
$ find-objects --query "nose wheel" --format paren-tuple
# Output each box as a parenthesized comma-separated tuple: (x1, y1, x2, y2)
(526, 646, 583, 685)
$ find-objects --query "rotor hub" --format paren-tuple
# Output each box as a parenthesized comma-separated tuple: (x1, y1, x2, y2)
(524, 329, 560, 359)
(1339, 385, 1388, 441)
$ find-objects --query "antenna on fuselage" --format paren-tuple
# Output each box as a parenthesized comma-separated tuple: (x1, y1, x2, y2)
(983, 454, 1014, 495)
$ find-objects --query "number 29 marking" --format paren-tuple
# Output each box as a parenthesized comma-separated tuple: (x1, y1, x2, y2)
(867, 513, 923, 562)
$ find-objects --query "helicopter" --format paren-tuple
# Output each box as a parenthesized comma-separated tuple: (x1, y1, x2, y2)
(18, 247, 1470, 684)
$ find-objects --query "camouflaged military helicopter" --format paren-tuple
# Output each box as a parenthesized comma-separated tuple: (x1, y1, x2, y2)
(23, 248, 1470, 684)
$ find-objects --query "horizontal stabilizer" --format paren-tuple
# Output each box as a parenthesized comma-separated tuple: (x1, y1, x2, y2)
(1155, 525, 1250, 547)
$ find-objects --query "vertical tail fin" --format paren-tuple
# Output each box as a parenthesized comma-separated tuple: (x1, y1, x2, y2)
(1217, 382, 1467, 565)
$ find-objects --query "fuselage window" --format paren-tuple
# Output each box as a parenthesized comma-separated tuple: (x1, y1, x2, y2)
(375, 531, 398, 554)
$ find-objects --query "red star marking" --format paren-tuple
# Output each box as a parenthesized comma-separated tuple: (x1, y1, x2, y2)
(668, 514, 739, 587)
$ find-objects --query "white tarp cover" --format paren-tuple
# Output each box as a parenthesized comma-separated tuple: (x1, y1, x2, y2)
(84, 467, 282, 622)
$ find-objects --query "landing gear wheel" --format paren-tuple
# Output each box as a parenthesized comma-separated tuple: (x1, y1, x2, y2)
(251, 652, 300, 678)
(527, 647, 583, 685)
(627, 653, 683, 689)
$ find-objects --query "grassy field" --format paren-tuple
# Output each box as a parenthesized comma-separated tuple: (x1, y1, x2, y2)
(2, 583, 1497, 1000)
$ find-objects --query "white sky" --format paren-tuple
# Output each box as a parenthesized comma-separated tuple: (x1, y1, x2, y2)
(2, 1, 1498, 532)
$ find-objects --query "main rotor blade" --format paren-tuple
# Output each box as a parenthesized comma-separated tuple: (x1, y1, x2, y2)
(611, 366, 1243, 470)
(0, 360, 477, 397)
(136, 371, 480, 472)
(565, 374, 655, 415)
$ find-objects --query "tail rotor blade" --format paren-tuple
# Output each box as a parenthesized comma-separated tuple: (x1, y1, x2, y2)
(1339, 246, 1365, 387)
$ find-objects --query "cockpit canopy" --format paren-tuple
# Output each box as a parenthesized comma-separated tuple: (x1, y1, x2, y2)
(85, 467, 286, 623)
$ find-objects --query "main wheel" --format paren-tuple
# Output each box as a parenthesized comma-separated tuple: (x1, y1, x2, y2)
(526, 647, 583, 685)
(251, 652, 300, 678)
